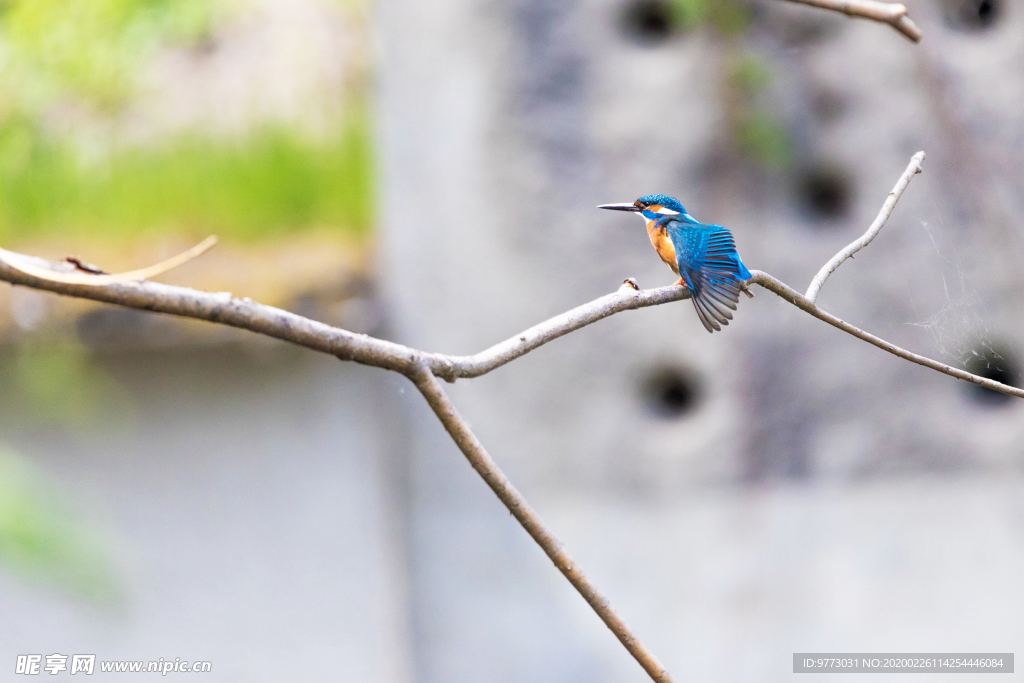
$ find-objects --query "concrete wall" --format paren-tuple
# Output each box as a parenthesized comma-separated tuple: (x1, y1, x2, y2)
(377, 0, 1024, 681)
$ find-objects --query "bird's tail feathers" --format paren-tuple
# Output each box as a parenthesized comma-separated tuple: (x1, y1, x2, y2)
(689, 269, 744, 333)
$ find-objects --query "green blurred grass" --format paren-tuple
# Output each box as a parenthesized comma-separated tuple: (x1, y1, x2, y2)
(0, 446, 120, 601)
(7, 341, 134, 427)
(0, 114, 374, 243)
(0, 0, 374, 243)
(1, 0, 217, 109)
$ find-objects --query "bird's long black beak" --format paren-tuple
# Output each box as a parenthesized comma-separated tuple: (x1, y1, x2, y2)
(597, 202, 640, 212)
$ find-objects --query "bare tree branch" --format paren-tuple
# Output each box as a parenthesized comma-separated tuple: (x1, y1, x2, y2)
(776, 0, 922, 42)
(8, 251, 1000, 399)
(0, 153, 1016, 683)
(806, 151, 926, 303)
(409, 364, 675, 683)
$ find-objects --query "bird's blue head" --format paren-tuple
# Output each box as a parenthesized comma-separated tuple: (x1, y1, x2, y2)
(598, 194, 689, 222)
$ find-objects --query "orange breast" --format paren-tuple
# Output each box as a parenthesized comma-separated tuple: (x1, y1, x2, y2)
(647, 221, 678, 274)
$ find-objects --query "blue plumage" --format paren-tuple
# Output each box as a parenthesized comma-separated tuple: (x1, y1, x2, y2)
(636, 193, 686, 213)
(664, 216, 752, 332)
(598, 194, 753, 333)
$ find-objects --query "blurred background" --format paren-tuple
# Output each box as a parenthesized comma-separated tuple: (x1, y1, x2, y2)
(2, 0, 1024, 680)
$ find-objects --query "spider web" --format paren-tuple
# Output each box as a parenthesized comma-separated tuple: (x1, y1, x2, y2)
(903, 216, 997, 368)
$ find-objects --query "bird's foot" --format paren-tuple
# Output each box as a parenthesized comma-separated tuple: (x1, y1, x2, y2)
(674, 277, 688, 290)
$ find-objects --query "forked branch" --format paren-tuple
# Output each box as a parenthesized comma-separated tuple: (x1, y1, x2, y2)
(0, 154, 1013, 683)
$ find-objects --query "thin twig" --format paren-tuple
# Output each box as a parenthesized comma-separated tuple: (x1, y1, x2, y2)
(409, 364, 675, 683)
(776, 0, 922, 42)
(0, 236, 218, 286)
(805, 152, 925, 303)
(119, 236, 219, 281)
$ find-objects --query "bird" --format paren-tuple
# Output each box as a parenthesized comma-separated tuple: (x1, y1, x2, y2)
(599, 194, 753, 333)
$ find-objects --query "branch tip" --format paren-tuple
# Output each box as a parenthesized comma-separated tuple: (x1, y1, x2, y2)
(776, 0, 922, 42)
(805, 152, 925, 303)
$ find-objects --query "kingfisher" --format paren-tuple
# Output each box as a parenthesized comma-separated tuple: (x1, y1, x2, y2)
(599, 194, 753, 333)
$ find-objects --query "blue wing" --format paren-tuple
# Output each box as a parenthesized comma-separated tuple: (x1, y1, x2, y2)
(665, 220, 752, 333)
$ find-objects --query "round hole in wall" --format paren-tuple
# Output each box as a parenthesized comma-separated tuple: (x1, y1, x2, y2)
(621, 0, 675, 45)
(796, 165, 853, 223)
(943, 0, 1002, 31)
(642, 366, 702, 418)
(965, 346, 1019, 406)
